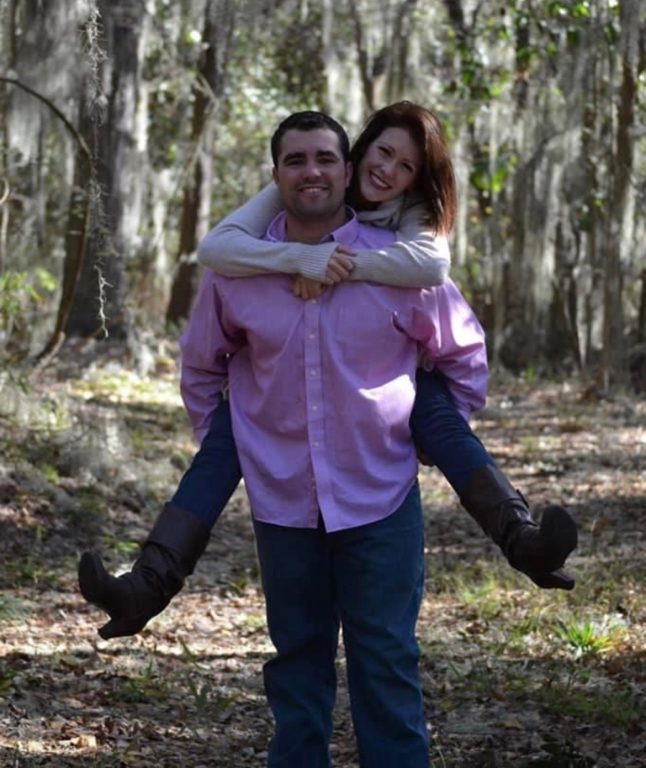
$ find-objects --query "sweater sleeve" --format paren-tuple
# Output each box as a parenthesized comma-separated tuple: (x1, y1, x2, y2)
(350, 203, 450, 287)
(197, 183, 337, 280)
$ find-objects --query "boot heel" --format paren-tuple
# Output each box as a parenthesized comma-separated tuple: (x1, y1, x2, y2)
(78, 551, 112, 611)
(539, 506, 578, 571)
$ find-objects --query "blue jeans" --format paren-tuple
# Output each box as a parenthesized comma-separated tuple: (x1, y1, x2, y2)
(171, 400, 242, 525)
(410, 369, 495, 494)
(254, 482, 429, 768)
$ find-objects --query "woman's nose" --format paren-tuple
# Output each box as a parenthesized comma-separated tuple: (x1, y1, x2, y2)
(380, 158, 395, 178)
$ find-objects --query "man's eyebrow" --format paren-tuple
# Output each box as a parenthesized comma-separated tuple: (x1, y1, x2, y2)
(280, 149, 341, 163)
(281, 151, 306, 163)
(316, 150, 341, 159)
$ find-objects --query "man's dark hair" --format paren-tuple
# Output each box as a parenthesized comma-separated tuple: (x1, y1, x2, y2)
(270, 111, 350, 165)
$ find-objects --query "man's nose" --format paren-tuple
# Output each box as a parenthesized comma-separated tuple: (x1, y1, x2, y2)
(303, 162, 323, 178)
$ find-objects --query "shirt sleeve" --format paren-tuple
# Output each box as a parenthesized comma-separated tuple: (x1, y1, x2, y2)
(197, 183, 337, 280)
(178, 273, 245, 442)
(403, 279, 488, 420)
(349, 203, 451, 287)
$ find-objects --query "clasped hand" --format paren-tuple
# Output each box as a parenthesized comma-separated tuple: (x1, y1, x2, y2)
(291, 245, 356, 299)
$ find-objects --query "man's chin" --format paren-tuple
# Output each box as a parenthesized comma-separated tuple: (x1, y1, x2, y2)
(292, 202, 340, 218)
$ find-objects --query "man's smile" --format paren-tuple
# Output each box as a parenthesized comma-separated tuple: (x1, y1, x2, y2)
(298, 184, 329, 194)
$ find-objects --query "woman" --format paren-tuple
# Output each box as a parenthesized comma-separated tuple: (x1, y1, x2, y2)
(79, 103, 577, 640)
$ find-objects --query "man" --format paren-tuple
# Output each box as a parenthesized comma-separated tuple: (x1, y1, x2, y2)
(180, 111, 487, 767)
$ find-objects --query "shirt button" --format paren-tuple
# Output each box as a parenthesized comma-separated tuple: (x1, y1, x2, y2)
(312, 405, 318, 411)
(309, 332, 316, 339)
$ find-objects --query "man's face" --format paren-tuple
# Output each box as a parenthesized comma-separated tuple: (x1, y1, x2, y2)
(272, 128, 352, 223)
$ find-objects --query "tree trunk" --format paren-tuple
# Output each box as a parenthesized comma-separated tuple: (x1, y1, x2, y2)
(63, 0, 147, 341)
(601, 0, 640, 390)
(166, 0, 235, 326)
(0, 0, 19, 274)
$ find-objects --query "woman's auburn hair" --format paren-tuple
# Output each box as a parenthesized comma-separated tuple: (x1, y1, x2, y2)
(348, 101, 457, 235)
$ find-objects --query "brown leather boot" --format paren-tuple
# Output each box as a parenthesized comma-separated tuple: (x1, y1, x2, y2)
(459, 465, 578, 590)
(78, 503, 209, 639)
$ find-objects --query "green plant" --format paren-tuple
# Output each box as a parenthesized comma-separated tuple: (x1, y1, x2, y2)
(179, 639, 216, 716)
(456, 573, 505, 620)
(0, 596, 25, 621)
(119, 661, 171, 704)
(0, 268, 57, 351)
(531, 735, 596, 767)
(539, 683, 641, 728)
(100, 532, 141, 560)
(555, 615, 626, 658)
(0, 662, 17, 694)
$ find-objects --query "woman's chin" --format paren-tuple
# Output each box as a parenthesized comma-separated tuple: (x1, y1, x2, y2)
(360, 187, 389, 205)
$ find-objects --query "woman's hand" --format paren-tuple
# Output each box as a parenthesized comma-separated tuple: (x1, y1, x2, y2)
(325, 244, 356, 283)
(292, 245, 356, 299)
(292, 276, 328, 300)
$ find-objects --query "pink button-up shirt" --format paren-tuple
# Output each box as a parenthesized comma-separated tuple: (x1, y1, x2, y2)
(180, 211, 487, 532)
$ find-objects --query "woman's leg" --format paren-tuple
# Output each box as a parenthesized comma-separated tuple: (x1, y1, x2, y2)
(254, 517, 338, 768)
(78, 401, 242, 639)
(170, 399, 242, 526)
(410, 370, 577, 589)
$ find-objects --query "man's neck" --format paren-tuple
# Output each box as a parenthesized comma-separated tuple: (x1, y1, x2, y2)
(284, 209, 348, 244)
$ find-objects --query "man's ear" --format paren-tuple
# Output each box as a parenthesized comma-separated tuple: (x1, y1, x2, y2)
(272, 167, 279, 184)
(345, 161, 353, 189)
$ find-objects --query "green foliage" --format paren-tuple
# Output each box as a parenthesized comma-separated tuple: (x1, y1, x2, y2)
(117, 661, 172, 704)
(270, 5, 327, 102)
(531, 736, 597, 767)
(554, 615, 626, 658)
(0, 595, 28, 622)
(456, 574, 506, 620)
(0, 662, 17, 694)
(0, 268, 57, 357)
(539, 682, 641, 728)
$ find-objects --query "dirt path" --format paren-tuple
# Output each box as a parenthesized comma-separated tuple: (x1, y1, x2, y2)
(0, 367, 644, 767)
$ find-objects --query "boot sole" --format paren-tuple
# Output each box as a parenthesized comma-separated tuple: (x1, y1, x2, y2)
(539, 506, 578, 573)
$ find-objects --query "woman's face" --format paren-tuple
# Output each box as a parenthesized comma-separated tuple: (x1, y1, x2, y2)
(357, 126, 421, 204)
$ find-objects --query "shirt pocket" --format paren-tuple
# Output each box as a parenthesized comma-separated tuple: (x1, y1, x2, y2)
(330, 300, 412, 379)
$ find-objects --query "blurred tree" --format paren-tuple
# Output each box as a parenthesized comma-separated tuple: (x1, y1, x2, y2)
(61, 0, 149, 341)
(0, 0, 643, 390)
(165, 0, 237, 325)
(601, 0, 641, 389)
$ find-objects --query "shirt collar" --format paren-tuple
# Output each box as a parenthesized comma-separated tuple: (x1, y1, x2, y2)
(265, 207, 360, 245)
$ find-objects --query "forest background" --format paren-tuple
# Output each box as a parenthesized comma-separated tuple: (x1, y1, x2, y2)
(0, 0, 644, 388)
(0, 2, 645, 767)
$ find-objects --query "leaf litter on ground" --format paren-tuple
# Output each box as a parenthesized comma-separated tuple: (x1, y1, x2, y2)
(0, 353, 644, 767)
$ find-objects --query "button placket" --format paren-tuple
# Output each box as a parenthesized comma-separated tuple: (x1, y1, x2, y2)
(302, 299, 336, 522)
